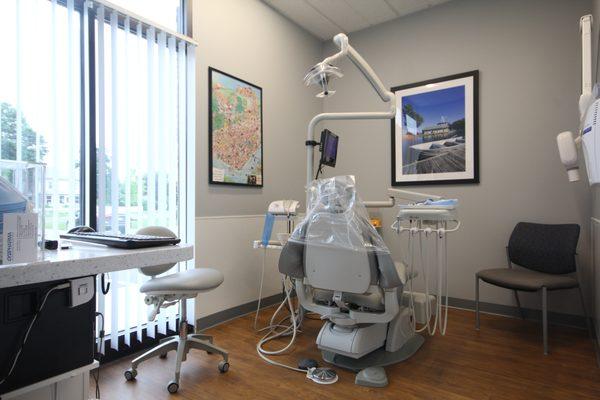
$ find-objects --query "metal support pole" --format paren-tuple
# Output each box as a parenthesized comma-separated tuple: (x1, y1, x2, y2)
(475, 276, 480, 330)
(542, 287, 548, 355)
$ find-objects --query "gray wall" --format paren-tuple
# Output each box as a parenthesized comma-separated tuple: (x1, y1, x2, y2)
(321, 0, 592, 315)
(192, 0, 322, 217)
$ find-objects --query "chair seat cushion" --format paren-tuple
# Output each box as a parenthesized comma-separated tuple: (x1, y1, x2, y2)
(140, 268, 224, 294)
(477, 268, 578, 291)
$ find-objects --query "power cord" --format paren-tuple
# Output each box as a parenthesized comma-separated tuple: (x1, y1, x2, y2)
(315, 162, 324, 180)
(253, 248, 268, 330)
(256, 276, 305, 372)
(0, 282, 70, 388)
(100, 273, 110, 295)
(92, 311, 105, 399)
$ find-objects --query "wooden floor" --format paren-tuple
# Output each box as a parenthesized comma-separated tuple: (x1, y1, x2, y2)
(94, 307, 600, 400)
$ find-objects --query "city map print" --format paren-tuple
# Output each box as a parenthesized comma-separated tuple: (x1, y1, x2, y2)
(209, 68, 263, 186)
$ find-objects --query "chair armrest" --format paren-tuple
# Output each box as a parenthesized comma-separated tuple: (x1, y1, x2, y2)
(348, 289, 399, 324)
(394, 261, 416, 284)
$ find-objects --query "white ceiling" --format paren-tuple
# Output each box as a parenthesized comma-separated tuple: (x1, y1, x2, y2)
(262, 0, 452, 41)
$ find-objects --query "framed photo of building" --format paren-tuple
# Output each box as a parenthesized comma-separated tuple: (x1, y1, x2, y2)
(209, 67, 263, 187)
(391, 71, 479, 186)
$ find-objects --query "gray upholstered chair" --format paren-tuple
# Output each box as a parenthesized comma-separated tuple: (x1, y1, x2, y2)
(475, 222, 589, 355)
(123, 226, 229, 394)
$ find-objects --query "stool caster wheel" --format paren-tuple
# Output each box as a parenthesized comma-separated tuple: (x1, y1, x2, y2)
(218, 361, 230, 373)
(159, 353, 167, 359)
(124, 369, 137, 381)
(167, 381, 179, 394)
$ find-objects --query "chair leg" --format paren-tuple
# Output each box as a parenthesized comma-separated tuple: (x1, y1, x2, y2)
(577, 285, 594, 340)
(514, 290, 524, 319)
(188, 337, 229, 362)
(131, 337, 178, 369)
(191, 333, 213, 343)
(542, 287, 548, 356)
(475, 276, 480, 330)
(172, 338, 187, 386)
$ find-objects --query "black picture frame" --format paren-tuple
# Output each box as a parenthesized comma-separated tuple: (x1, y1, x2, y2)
(208, 67, 264, 187)
(391, 70, 479, 186)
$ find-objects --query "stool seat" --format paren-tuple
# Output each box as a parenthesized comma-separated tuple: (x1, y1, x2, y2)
(140, 268, 224, 294)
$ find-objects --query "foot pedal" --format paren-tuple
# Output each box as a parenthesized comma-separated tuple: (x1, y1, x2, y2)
(298, 358, 319, 370)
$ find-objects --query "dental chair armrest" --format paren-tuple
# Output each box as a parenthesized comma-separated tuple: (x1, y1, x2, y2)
(295, 279, 341, 316)
(294, 281, 400, 325)
(394, 261, 417, 283)
(348, 289, 400, 324)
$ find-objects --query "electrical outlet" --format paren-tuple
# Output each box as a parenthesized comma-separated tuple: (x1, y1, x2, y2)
(69, 276, 95, 307)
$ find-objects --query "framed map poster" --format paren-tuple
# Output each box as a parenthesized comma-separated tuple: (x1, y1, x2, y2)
(209, 67, 263, 187)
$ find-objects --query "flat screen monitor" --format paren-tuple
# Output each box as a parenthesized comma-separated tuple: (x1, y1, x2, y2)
(320, 129, 338, 167)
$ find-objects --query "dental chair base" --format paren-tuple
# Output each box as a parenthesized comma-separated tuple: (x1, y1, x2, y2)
(316, 308, 424, 372)
(321, 335, 424, 372)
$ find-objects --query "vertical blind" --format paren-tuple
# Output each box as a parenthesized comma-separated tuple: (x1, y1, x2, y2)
(86, 0, 197, 350)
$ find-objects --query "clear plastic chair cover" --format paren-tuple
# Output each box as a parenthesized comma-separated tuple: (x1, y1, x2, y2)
(289, 175, 390, 254)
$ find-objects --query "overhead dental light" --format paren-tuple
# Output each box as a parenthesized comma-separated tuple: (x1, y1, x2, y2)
(304, 62, 343, 98)
(304, 33, 396, 189)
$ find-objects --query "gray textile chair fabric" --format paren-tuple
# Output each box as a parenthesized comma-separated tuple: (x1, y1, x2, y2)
(475, 222, 590, 355)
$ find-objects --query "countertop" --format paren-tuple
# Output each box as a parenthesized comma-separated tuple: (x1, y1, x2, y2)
(0, 242, 194, 288)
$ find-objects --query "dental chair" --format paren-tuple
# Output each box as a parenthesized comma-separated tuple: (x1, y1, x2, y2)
(278, 176, 424, 371)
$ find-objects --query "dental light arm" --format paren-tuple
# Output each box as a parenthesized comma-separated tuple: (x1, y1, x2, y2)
(580, 14, 593, 116)
(321, 34, 393, 103)
(306, 33, 396, 187)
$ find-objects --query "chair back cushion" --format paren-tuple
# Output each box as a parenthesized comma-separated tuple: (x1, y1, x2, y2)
(508, 222, 579, 274)
(278, 176, 402, 290)
(305, 242, 372, 294)
(137, 226, 177, 277)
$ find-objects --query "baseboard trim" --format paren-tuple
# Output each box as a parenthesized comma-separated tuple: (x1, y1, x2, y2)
(195, 293, 284, 331)
(195, 295, 590, 331)
(448, 297, 589, 329)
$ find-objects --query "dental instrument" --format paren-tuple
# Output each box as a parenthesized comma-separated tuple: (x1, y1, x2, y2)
(389, 188, 460, 336)
(253, 200, 299, 330)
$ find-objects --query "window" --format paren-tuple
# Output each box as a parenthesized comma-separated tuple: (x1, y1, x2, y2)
(1, 0, 196, 352)
(0, 0, 83, 236)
